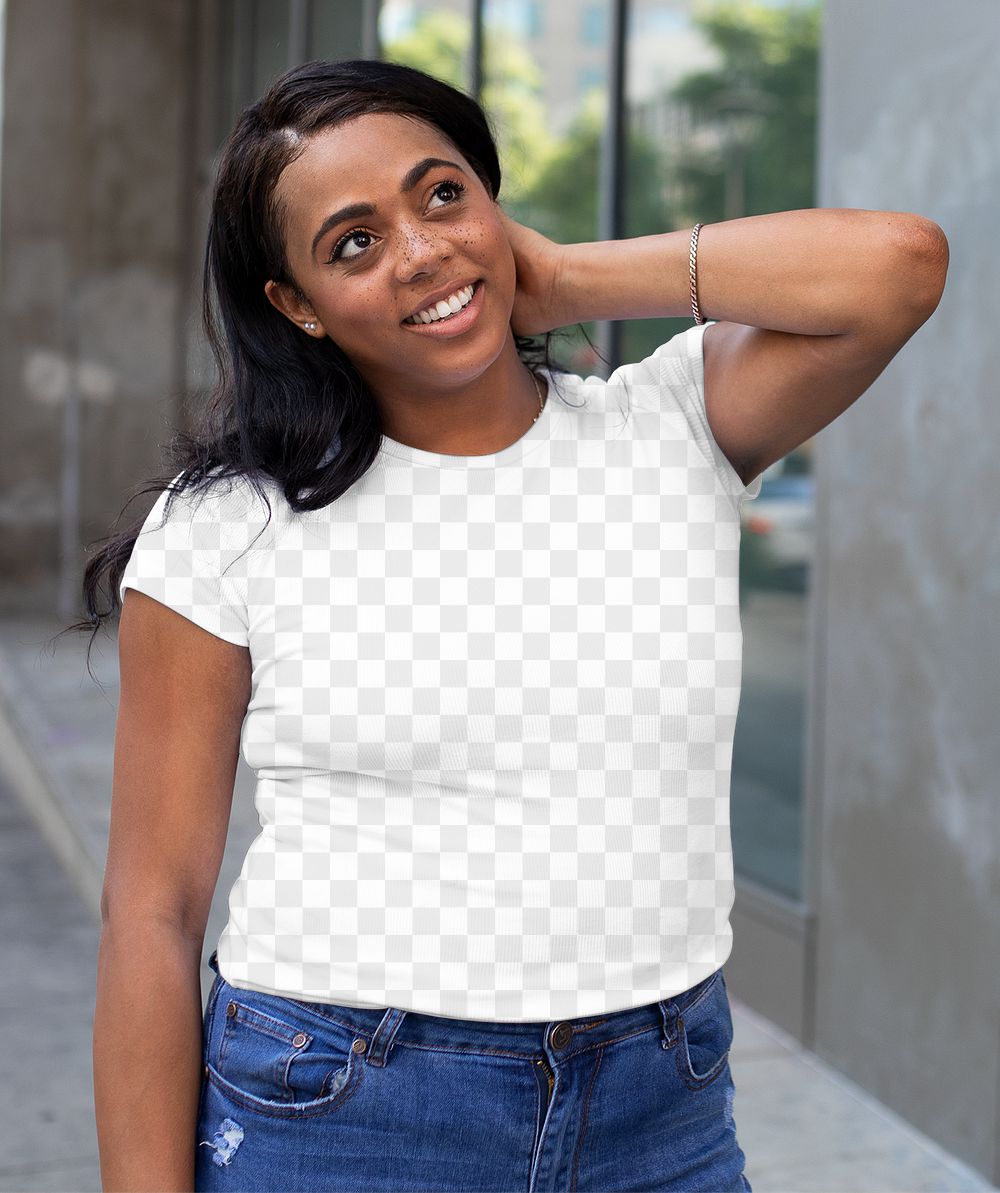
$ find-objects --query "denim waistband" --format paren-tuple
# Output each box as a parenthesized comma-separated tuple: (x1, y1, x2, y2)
(205, 949, 725, 1064)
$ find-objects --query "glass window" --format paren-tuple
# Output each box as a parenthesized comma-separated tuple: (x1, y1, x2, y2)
(214, 0, 371, 149)
(577, 63, 605, 99)
(624, 0, 822, 902)
(489, 1, 543, 40)
(381, 1, 473, 93)
(580, 4, 607, 46)
(378, 0, 418, 43)
(526, 1, 543, 39)
(310, 0, 370, 60)
(252, 0, 292, 97)
(480, 0, 611, 375)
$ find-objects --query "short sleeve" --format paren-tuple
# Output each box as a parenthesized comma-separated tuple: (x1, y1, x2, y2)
(118, 471, 268, 646)
(610, 321, 763, 509)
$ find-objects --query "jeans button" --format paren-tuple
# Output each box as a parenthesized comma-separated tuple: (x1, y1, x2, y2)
(550, 1023, 572, 1050)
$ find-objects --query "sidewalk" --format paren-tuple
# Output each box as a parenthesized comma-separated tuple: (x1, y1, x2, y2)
(0, 612, 995, 1193)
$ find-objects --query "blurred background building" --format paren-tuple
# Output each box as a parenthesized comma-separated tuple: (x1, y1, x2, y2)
(0, 0, 995, 1184)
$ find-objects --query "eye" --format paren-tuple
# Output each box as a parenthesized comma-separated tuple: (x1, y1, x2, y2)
(329, 228, 374, 264)
(331, 177, 467, 264)
(429, 178, 466, 208)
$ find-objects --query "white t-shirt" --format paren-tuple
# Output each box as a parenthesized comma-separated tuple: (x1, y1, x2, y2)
(119, 321, 762, 1022)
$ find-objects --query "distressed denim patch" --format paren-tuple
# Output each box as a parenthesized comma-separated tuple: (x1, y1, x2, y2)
(199, 1117, 244, 1167)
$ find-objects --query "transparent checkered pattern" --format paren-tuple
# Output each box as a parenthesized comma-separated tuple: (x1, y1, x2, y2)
(119, 322, 762, 1022)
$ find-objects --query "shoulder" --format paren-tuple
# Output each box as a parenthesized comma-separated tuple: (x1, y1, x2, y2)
(612, 324, 706, 389)
(163, 467, 277, 519)
(138, 467, 282, 559)
(567, 325, 707, 415)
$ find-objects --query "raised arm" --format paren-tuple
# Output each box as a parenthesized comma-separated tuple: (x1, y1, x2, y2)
(501, 207, 950, 486)
(94, 590, 251, 1190)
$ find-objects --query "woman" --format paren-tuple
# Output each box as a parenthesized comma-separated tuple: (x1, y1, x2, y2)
(87, 59, 947, 1192)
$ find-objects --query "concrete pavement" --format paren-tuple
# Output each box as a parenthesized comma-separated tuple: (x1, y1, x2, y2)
(0, 764, 100, 1190)
(0, 613, 994, 1193)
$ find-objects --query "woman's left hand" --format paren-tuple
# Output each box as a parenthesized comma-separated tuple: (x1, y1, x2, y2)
(498, 208, 571, 337)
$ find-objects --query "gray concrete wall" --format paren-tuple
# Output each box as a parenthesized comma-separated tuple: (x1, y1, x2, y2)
(0, 0, 199, 614)
(815, 1, 1000, 1181)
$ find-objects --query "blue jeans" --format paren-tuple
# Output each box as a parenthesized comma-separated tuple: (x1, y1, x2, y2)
(196, 949, 751, 1191)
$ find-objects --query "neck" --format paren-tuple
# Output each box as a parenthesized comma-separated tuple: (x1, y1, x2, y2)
(371, 336, 546, 456)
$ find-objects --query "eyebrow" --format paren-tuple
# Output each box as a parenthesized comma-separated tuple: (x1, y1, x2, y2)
(310, 157, 466, 260)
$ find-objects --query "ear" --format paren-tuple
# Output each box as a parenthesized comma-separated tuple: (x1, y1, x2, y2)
(264, 280, 327, 338)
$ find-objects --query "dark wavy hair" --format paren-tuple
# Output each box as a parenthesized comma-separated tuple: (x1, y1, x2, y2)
(64, 58, 595, 662)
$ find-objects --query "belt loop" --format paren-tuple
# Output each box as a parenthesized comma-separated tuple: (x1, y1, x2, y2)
(365, 1008, 408, 1068)
(657, 998, 680, 1051)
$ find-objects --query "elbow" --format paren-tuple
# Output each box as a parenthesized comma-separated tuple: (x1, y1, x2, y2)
(893, 214, 950, 326)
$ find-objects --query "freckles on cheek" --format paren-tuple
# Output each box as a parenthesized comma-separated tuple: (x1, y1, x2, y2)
(357, 282, 385, 317)
(465, 218, 488, 243)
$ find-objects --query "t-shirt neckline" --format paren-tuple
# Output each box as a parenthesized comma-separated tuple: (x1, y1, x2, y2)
(377, 368, 561, 469)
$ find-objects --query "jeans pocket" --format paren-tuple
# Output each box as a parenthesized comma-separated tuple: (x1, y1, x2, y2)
(208, 990, 362, 1117)
(673, 970, 734, 1092)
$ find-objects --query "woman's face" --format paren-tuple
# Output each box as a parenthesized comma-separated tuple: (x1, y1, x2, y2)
(266, 112, 517, 397)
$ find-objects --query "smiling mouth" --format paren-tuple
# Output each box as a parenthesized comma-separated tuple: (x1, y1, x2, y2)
(403, 281, 480, 325)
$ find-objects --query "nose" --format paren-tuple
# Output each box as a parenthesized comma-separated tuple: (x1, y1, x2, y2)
(395, 222, 451, 284)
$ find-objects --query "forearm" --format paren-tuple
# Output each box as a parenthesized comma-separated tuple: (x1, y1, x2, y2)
(94, 920, 205, 1191)
(556, 207, 947, 338)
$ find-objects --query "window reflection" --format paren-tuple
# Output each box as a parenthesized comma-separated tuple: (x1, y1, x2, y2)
(381, 1, 473, 88)
(481, 0, 611, 374)
(622, 0, 821, 901)
(734, 447, 815, 901)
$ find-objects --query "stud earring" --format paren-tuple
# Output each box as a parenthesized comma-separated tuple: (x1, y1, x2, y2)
(304, 321, 317, 332)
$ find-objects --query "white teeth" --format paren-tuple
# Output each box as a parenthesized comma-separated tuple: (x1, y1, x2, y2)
(406, 283, 475, 324)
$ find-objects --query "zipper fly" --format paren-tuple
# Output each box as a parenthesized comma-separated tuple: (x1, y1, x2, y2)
(535, 1055, 555, 1112)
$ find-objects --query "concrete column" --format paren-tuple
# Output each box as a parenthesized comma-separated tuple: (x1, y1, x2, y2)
(816, 1, 1000, 1181)
(0, 0, 198, 614)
